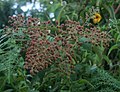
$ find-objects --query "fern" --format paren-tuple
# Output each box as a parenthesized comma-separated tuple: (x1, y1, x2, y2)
(91, 68, 120, 92)
(96, 87, 115, 92)
(0, 29, 25, 91)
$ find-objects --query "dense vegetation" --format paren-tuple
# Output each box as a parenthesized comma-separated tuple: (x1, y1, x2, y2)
(0, 0, 120, 92)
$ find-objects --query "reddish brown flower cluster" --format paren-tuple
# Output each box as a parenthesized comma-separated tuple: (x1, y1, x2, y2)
(8, 14, 24, 30)
(24, 31, 76, 75)
(23, 19, 77, 75)
(63, 20, 111, 47)
(24, 38, 75, 75)
(7, 15, 112, 75)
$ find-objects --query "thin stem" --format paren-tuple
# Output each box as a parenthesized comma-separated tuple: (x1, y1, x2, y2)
(115, 4, 120, 14)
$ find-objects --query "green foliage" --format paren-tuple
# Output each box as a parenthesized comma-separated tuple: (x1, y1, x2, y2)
(0, 29, 25, 91)
(0, 1, 14, 28)
(91, 68, 120, 92)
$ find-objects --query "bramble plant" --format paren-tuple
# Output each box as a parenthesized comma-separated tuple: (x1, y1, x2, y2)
(0, 0, 120, 92)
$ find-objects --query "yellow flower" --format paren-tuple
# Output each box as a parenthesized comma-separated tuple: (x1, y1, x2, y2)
(92, 13, 102, 24)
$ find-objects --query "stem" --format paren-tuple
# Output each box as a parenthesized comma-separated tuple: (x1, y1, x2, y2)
(115, 4, 120, 14)
(96, 0, 100, 7)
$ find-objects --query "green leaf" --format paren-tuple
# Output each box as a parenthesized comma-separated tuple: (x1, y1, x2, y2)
(0, 77, 7, 91)
(0, 63, 7, 72)
(93, 46, 104, 61)
(47, 36, 54, 42)
(103, 55, 112, 67)
(60, 90, 70, 92)
(56, 5, 66, 25)
(3, 89, 14, 92)
(103, 4, 115, 19)
(108, 44, 119, 56)
(78, 79, 94, 88)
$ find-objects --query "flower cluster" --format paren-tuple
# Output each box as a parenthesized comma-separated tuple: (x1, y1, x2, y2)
(24, 30, 75, 75)
(8, 15, 24, 30)
(7, 15, 112, 75)
(64, 20, 111, 47)
(24, 19, 77, 75)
